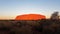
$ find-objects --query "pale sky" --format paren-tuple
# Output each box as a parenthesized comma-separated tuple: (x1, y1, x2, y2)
(0, 0, 60, 19)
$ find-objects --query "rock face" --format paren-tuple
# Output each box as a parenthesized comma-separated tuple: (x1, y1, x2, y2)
(15, 14, 46, 20)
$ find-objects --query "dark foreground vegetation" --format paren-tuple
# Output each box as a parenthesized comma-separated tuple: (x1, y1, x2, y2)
(0, 19, 60, 34)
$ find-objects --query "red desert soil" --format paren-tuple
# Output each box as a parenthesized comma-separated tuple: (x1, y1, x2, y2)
(15, 14, 46, 20)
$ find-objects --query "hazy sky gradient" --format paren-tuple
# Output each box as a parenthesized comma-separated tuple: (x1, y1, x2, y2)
(0, 0, 60, 19)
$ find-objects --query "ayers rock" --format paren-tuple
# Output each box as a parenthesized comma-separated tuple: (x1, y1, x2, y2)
(15, 14, 46, 20)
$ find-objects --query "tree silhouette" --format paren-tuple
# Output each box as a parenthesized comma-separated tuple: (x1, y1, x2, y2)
(50, 11, 59, 20)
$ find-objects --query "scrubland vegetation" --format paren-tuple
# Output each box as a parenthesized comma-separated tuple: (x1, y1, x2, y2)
(0, 19, 60, 34)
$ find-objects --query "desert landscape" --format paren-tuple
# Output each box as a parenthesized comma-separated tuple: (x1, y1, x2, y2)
(0, 12, 60, 34)
(0, 0, 60, 34)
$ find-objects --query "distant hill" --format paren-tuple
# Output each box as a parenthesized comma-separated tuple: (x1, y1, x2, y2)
(15, 14, 46, 20)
